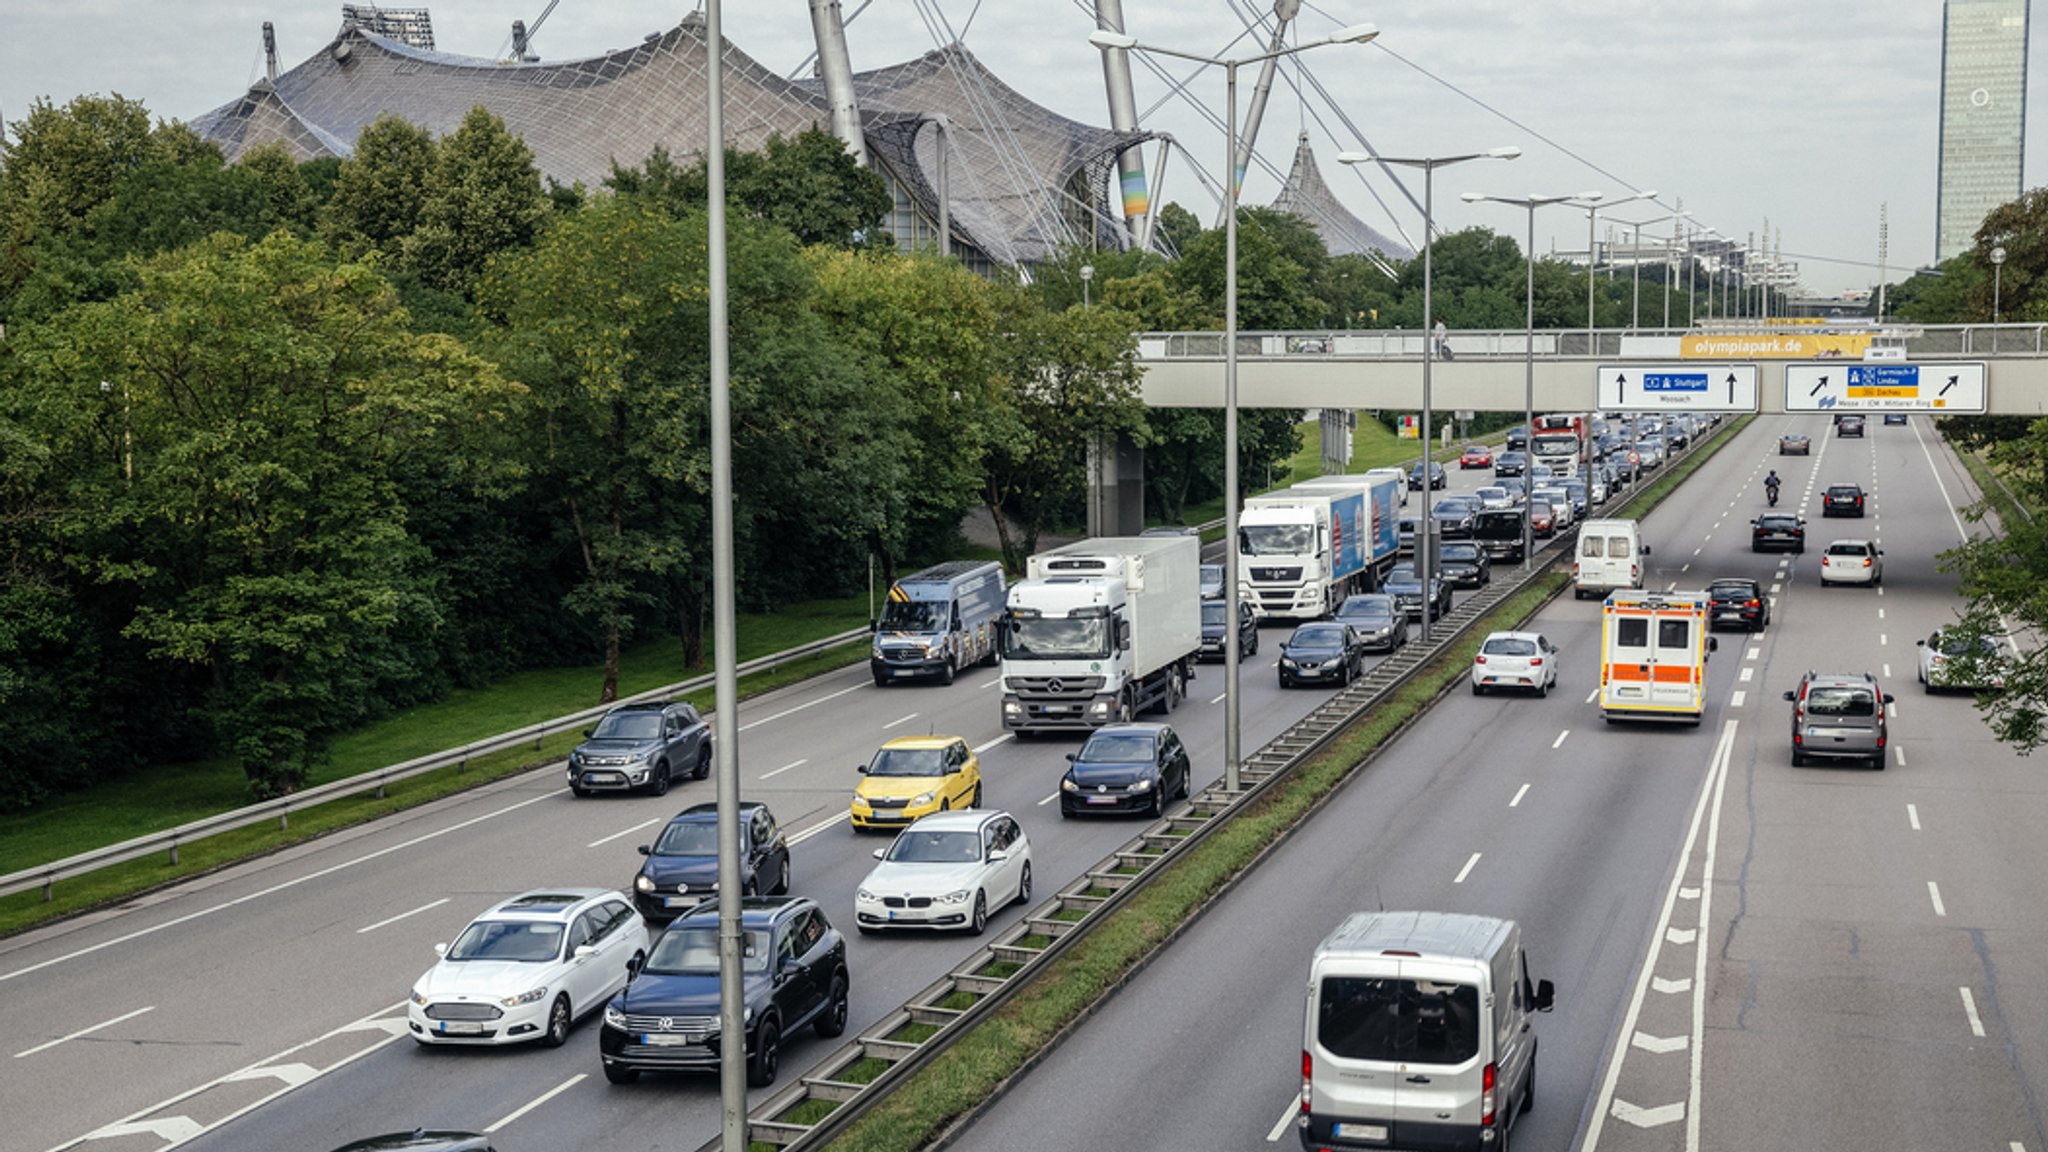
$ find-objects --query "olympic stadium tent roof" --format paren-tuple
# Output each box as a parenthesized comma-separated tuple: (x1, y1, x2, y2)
(1270, 131, 1410, 260)
(190, 10, 1146, 266)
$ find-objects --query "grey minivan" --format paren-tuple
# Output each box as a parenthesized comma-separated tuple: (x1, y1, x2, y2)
(1785, 671, 1894, 768)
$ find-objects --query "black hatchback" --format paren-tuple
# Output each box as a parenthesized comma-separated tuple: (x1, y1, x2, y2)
(1822, 484, 1866, 517)
(1751, 513, 1806, 553)
(1707, 578, 1770, 632)
(633, 802, 791, 921)
(1438, 541, 1492, 588)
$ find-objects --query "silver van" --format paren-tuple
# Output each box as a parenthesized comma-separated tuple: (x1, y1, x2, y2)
(1299, 912, 1553, 1152)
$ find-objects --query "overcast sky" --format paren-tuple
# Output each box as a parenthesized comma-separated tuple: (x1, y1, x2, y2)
(4, 2, 2038, 296)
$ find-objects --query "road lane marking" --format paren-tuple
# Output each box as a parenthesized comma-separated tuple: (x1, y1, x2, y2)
(1510, 784, 1530, 808)
(1586, 689, 1599, 704)
(1210, 693, 1228, 704)
(1738, 668, 1753, 683)
(1692, 547, 1701, 557)
(1038, 792, 1060, 806)
(882, 713, 920, 730)
(485, 1074, 586, 1133)
(972, 735, 1014, 754)
(1878, 608, 1885, 619)
(790, 811, 851, 844)
(978, 676, 1001, 689)
(588, 819, 665, 850)
(1266, 1101, 1297, 1142)
(1729, 691, 1745, 708)
(14, 1006, 156, 1059)
(1, 791, 558, 985)
(1883, 663, 1892, 678)
(1652, 976, 1691, 994)
(356, 898, 450, 933)
(1681, 563, 1690, 573)
(1746, 647, 1759, 660)
(1880, 635, 1887, 646)
(1770, 582, 1782, 593)
(760, 758, 809, 780)
(1928, 881, 1947, 917)
(1896, 745, 1907, 767)
(1552, 730, 1570, 749)
(1908, 803, 1921, 830)
(740, 683, 867, 731)
(1960, 988, 1987, 1038)
(1632, 1031, 1688, 1054)
(1453, 853, 1481, 884)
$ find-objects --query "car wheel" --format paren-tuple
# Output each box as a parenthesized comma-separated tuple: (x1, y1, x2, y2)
(603, 1063, 639, 1085)
(1247, 631, 1259, 657)
(774, 854, 791, 895)
(1539, 676, 1550, 698)
(1013, 861, 1033, 906)
(1792, 749, 1807, 767)
(968, 891, 989, 936)
(743, 875, 759, 898)
(872, 673, 890, 688)
(747, 1019, 780, 1088)
(970, 782, 983, 808)
(1166, 665, 1185, 712)
(1472, 680, 1484, 697)
(1522, 1051, 1536, 1114)
(649, 762, 670, 797)
(570, 783, 591, 798)
(540, 994, 572, 1048)
(1873, 753, 1887, 771)
(1115, 695, 1134, 724)
(1149, 785, 1165, 819)
(815, 974, 849, 1039)
(694, 748, 711, 781)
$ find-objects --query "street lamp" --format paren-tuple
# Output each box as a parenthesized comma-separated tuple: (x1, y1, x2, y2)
(1573, 190, 1655, 352)
(1613, 211, 1689, 329)
(1463, 190, 1601, 572)
(1992, 245, 2006, 353)
(1339, 145, 1520, 641)
(1092, 20, 1379, 795)
(1080, 263, 1094, 307)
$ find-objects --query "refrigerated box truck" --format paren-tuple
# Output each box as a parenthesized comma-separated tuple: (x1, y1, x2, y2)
(1238, 474, 1402, 620)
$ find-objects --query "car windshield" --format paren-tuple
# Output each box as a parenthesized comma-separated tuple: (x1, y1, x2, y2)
(1077, 732, 1156, 764)
(446, 919, 564, 963)
(591, 713, 662, 741)
(644, 924, 771, 975)
(1292, 624, 1345, 646)
(1482, 636, 1537, 657)
(1476, 488, 1506, 500)
(1805, 687, 1875, 716)
(877, 599, 940, 631)
(885, 829, 984, 863)
(1201, 601, 1229, 625)
(653, 820, 719, 856)
(1935, 632, 1998, 656)
(1387, 566, 1418, 584)
(1442, 544, 1479, 561)
(1338, 597, 1395, 622)
(1002, 615, 1110, 660)
(1241, 524, 1313, 556)
(867, 747, 947, 777)
(1827, 543, 1871, 557)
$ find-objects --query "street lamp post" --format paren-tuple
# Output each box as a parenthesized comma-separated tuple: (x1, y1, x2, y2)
(1080, 263, 1094, 307)
(1340, 146, 1520, 641)
(1614, 211, 1689, 330)
(1092, 20, 1379, 795)
(1576, 190, 1655, 353)
(1463, 190, 1600, 573)
(1991, 245, 2006, 353)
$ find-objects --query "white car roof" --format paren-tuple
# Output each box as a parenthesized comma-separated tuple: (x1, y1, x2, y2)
(901, 809, 1009, 834)
(482, 888, 621, 922)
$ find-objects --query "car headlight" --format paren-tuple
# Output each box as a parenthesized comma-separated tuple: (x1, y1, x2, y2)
(1131, 778, 1154, 793)
(937, 890, 971, 905)
(1061, 776, 1079, 792)
(857, 888, 877, 902)
(501, 986, 549, 1008)
(410, 988, 428, 1007)
(1280, 657, 1297, 668)
(604, 1004, 626, 1028)
(912, 791, 936, 807)
(1002, 700, 1020, 715)
(635, 874, 655, 893)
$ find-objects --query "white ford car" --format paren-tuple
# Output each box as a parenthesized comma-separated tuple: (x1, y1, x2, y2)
(408, 889, 647, 1048)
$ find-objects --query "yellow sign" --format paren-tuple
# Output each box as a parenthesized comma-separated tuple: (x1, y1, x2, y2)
(1681, 333, 1873, 359)
(1849, 386, 1918, 398)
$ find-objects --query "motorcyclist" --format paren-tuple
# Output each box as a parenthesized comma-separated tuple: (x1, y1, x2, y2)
(1764, 470, 1781, 505)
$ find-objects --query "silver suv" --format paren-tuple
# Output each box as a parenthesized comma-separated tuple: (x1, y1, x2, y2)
(1784, 672, 1894, 768)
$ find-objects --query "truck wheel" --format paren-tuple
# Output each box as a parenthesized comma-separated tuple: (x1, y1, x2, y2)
(940, 656, 956, 686)
(1115, 694, 1133, 724)
(1165, 666, 1185, 712)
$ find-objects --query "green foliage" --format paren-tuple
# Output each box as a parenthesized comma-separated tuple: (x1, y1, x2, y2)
(605, 129, 891, 250)
(235, 143, 321, 233)
(321, 113, 436, 259)
(1942, 419, 2048, 753)
(404, 106, 551, 295)
(1152, 202, 1204, 258)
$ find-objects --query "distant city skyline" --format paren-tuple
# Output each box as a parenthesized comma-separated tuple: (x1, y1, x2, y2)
(6, 2, 2047, 296)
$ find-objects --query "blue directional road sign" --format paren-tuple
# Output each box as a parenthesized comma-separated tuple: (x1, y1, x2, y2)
(1597, 363, 1759, 412)
(1783, 362, 1986, 413)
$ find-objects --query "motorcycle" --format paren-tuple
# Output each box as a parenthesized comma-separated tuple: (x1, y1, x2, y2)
(1765, 483, 1780, 507)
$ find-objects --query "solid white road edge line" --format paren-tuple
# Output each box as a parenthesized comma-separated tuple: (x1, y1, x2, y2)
(1582, 719, 1737, 1152)
(485, 1074, 587, 1134)
(587, 819, 661, 848)
(1685, 720, 1736, 1152)
(1510, 784, 1530, 808)
(356, 898, 450, 934)
(1960, 988, 1987, 1038)
(1453, 853, 1481, 884)
(1, 791, 558, 985)
(13, 1005, 156, 1060)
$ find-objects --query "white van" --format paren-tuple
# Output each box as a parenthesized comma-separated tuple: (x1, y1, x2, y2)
(1299, 912, 1554, 1152)
(1573, 518, 1647, 599)
(1600, 589, 1716, 725)
(1364, 467, 1409, 507)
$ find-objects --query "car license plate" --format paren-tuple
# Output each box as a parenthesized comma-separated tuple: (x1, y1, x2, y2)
(664, 895, 700, 909)
(592, 772, 623, 784)
(894, 669, 916, 678)
(1334, 1123, 1387, 1141)
(1086, 795, 1117, 805)
(641, 1032, 695, 1046)
(439, 1022, 486, 1036)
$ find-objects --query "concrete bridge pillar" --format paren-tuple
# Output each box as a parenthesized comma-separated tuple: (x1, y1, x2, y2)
(1087, 430, 1147, 536)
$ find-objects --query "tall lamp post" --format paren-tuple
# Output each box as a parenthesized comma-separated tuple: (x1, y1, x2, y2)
(1339, 145, 1520, 641)
(1463, 190, 1600, 572)
(1576, 190, 1656, 352)
(1091, 20, 1379, 795)
(1991, 245, 2006, 353)
(1614, 211, 1688, 329)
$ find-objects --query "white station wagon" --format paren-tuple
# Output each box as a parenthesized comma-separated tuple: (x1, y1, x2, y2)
(408, 888, 647, 1048)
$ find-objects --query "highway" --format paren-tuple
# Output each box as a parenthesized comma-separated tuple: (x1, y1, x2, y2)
(0, 443, 1566, 1152)
(943, 415, 2048, 1152)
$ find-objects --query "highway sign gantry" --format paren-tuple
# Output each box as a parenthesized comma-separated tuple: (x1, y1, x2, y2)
(1783, 362, 1988, 413)
(1597, 364, 1760, 412)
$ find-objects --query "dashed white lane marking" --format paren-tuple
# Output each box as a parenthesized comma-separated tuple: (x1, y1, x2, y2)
(1908, 803, 1921, 830)
(1896, 745, 1907, 767)
(1878, 608, 1886, 619)
(1553, 730, 1570, 749)
(1266, 1102, 1298, 1142)
(1586, 689, 1600, 704)
(14, 1006, 156, 1059)
(1511, 783, 1531, 808)
(485, 1074, 586, 1133)
(1738, 668, 1753, 683)
(1770, 582, 1782, 593)
(1883, 663, 1892, 678)
(790, 811, 851, 843)
(759, 758, 808, 780)
(1880, 635, 1888, 646)
(1454, 853, 1482, 884)
(1681, 563, 1690, 573)
(1038, 792, 1059, 806)
(1704, 534, 1713, 542)
(1693, 547, 1702, 556)
(882, 713, 920, 729)
(1928, 881, 1948, 917)
(1666, 581, 1678, 592)
(1210, 692, 1228, 704)
(979, 676, 1001, 689)
(357, 898, 450, 933)
(1961, 988, 1987, 1038)
(1746, 646, 1760, 660)
(972, 734, 1014, 754)
(740, 683, 865, 731)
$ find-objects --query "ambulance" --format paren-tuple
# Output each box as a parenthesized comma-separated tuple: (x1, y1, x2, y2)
(1599, 590, 1716, 725)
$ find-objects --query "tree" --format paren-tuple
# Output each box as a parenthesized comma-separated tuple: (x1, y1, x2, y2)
(1153, 202, 1204, 259)
(405, 106, 551, 295)
(1168, 213, 1326, 329)
(322, 114, 436, 259)
(606, 130, 891, 251)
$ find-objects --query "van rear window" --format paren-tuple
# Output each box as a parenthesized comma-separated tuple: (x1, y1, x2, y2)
(1317, 977, 1480, 1065)
(1582, 538, 1605, 558)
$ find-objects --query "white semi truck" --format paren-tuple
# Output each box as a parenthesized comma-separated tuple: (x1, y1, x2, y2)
(999, 535, 1201, 734)
(1237, 473, 1403, 620)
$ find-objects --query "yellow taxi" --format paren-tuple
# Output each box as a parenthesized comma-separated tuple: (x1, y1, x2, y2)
(851, 735, 982, 832)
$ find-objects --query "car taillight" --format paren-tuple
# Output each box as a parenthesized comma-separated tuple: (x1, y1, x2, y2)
(1746, 599, 1759, 608)
(1530, 658, 1543, 666)
(1476, 655, 1487, 664)
(1301, 1050, 1312, 1111)
(1482, 1062, 1497, 1127)
(1862, 559, 1872, 568)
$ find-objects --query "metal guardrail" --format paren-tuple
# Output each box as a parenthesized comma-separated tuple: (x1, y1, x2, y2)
(0, 627, 872, 902)
(700, 419, 1736, 1152)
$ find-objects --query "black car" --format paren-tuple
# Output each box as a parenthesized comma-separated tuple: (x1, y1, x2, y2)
(329, 1135, 494, 1152)
(1059, 723, 1191, 818)
(1333, 593, 1408, 652)
(1471, 508, 1528, 563)
(1438, 541, 1492, 589)
(1198, 598, 1258, 662)
(1505, 425, 1529, 451)
(1751, 513, 1807, 553)
(1707, 578, 1770, 632)
(1822, 483, 1867, 517)
(1382, 563, 1454, 622)
(1779, 433, 1810, 455)
(1430, 496, 1478, 540)
(1278, 622, 1368, 688)
(1493, 450, 1530, 478)
(568, 701, 713, 797)
(1838, 415, 1866, 437)
(599, 896, 848, 1087)
(633, 802, 791, 921)
(1408, 461, 1448, 490)
(1883, 413, 1908, 426)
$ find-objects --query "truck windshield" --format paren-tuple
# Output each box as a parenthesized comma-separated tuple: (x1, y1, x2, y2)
(878, 600, 941, 631)
(1532, 434, 1579, 455)
(1241, 524, 1312, 556)
(1002, 615, 1110, 660)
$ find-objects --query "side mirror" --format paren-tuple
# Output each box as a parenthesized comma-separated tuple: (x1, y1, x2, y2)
(872, 847, 887, 860)
(987, 849, 1009, 863)
(574, 944, 597, 960)
(1883, 693, 1896, 704)
(434, 942, 449, 957)
(1065, 753, 1078, 764)
(582, 728, 594, 739)
(637, 844, 652, 856)
(856, 763, 868, 774)
(1782, 690, 1797, 702)
(1533, 978, 1556, 1012)
(626, 954, 641, 975)
(1708, 637, 1719, 653)
(1916, 640, 1927, 647)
